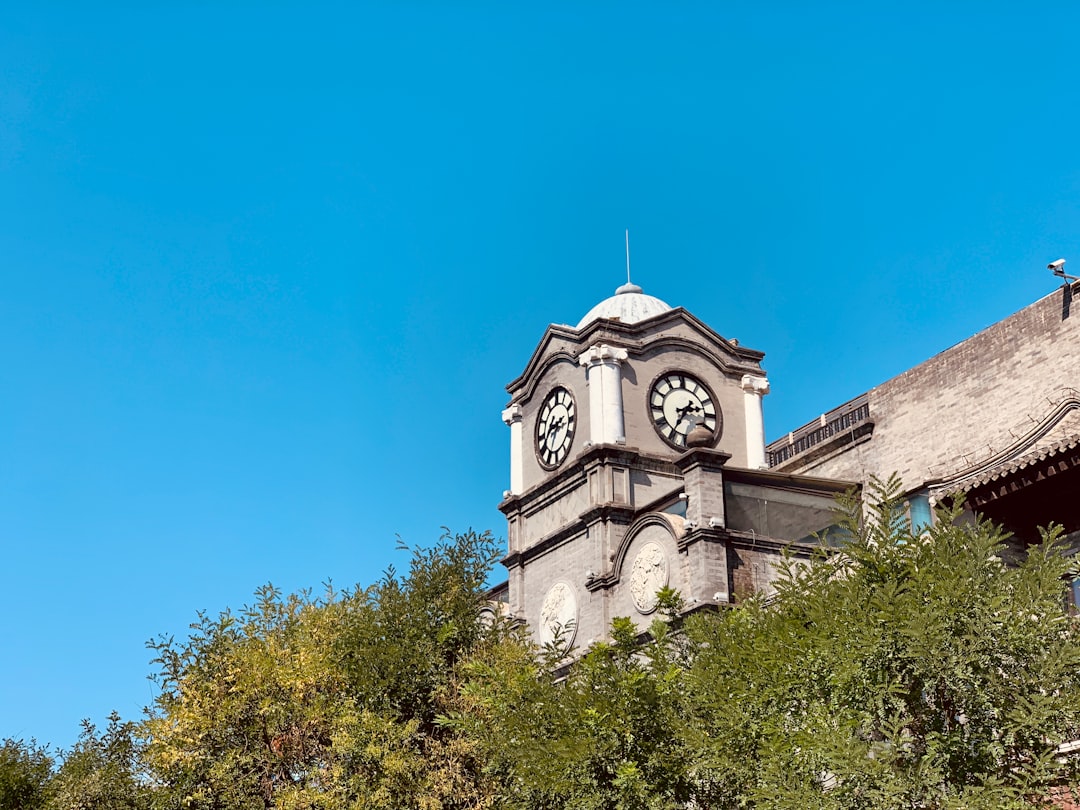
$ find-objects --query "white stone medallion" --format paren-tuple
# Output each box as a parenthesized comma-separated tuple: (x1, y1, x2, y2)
(539, 581, 578, 647)
(629, 541, 669, 614)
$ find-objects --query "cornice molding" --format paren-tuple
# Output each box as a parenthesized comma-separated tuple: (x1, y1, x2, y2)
(502, 502, 637, 571)
(498, 444, 681, 517)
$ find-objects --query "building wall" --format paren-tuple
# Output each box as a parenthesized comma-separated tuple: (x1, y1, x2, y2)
(513, 511, 692, 646)
(518, 527, 606, 648)
(516, 353, 593, 494)
(730, 546, 791, 601)
(507, 310, 769, 496)
(781, 283, 1080, 491)
(619, 333, 753, 466)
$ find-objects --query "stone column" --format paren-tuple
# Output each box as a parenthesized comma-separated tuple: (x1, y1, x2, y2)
(674, 447, 730, 528)
(501, 405, 524, 495)
(741, 375, 770, 469)
(578, 344, 629, 445)
(673, 447, 732, 604)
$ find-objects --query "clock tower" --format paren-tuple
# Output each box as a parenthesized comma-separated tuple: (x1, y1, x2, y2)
(498, 282, 783, 650)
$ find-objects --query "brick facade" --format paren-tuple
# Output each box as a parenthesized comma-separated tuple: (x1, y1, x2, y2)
(771, 282, 1080, 501)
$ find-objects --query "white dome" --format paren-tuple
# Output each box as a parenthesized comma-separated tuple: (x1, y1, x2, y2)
(575, 283, 673, 329)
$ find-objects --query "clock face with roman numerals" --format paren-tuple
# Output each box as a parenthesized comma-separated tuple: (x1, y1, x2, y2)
(535, 386, 576, 469)
(649, 372, 721, 448)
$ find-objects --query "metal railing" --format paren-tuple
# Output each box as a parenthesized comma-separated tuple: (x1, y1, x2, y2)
(767, 393, 871, 467)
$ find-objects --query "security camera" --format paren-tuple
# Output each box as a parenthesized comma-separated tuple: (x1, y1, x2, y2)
(1048, 259, 1076, 282)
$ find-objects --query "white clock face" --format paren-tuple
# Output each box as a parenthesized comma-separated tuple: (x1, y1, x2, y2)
(536, 386, 576, 469)
(649, 372, 720, 448)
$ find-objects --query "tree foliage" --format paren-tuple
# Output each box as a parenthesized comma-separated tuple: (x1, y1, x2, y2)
(0, 738, 52, 810)
(142, 529, 502, 810)
(48, 712, 149, 810)
(683, 478, 1080, 808)
(447, 591, 694, 810)
(457, 478, 1080, 809)
(11, 484, 1080, 809)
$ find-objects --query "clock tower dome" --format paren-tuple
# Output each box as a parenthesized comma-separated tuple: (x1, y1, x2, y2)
(498, 283, 782, 650)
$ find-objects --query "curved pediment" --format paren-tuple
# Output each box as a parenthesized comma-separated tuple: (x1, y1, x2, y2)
(582, 511, 685, 591)
(505, 307, 764, 404)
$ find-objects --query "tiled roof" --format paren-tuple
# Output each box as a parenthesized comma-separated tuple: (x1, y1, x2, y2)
(945, 431, 1080, 496)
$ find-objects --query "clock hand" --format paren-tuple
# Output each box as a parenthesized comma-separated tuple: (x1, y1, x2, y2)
(547, 416, 565, 439)
(676, 402, 702, 420)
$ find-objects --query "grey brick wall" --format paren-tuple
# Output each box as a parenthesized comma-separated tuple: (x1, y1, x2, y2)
(784, 283, 1080, 491)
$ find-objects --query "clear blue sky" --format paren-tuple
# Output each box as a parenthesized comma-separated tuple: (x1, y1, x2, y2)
(2, 3, 1078, 751)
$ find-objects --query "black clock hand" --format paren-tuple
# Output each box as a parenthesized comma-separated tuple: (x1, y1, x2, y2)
(676, 402, 702, 420)
(547, 416, 565, 442)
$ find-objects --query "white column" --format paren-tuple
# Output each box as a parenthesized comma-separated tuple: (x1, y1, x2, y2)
(741, 375, 771, 469)
(501, 405, 524, 495)
(578, 344, 629, 445)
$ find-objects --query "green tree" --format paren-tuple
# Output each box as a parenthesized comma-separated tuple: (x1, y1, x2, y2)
(47, 712, 150, 810)
(456, 478, 1080, 809)
(448, 594, 694, 810)
(98, 485, 1080, 808)
(142, 530, 502, 810)
(683, 477, 1080, 809)
(0, 738, 52, 810)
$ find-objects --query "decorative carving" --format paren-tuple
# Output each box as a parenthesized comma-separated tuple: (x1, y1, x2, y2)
(629, 541, 669, 614)
(740, 374, 771, 396)
(577, 343, 629, 367)
(501, 405, 522, 425)
(539, 581, 578, 647)
(478, 606, 497, 629)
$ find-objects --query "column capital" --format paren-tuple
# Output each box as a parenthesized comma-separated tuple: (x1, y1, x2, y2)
(501, 405, 522, 425)
(741, 374, 770, 396)
(578, 343, 629, 367)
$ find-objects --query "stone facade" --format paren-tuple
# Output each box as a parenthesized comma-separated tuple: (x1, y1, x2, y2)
(771, 282, 1079, 488)
(495, 278, 1080, 805)
(497, 285, 852, 649)
(768, 280, 1080, 545)
(497, 280, 1079, 651)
